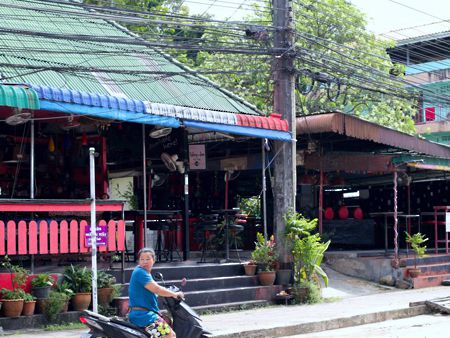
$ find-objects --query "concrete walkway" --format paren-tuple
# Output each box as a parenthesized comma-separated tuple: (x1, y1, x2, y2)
(202, 266, 449, 338)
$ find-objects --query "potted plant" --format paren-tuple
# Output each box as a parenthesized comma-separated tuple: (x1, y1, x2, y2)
(243, 260, 257, 276)
(54, 281, 74, 312)
(42, 291, 72, 322)
(63, 265, 92, 311)
(285, 211, 330, 303)
(0, 256, 27, 317)
(97, 271, 116, 307)
(405, 232, 428, 278)
(31, 273, 54, 299)
(251, 232, 277, 286)
(21, 291, 36, 316)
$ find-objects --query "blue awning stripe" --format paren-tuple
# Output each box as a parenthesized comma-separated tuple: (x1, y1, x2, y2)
(184, 120, 292, 141)
(31, 84, 147, 113)
(39, 101, 180, 128)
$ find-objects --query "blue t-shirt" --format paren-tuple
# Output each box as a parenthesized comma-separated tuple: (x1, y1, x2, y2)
(128, 266, 159, 327)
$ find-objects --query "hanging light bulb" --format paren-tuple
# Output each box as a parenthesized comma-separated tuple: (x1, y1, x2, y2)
(81, 132, 88, 146)
(48, 136, 55, 153)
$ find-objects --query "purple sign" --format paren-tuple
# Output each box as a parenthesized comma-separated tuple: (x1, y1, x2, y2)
(85, 225, 107, 247)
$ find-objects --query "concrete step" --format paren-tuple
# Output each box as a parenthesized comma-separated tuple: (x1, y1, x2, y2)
(183, 285, 283, 307)
(400, 253, 450, 267)
(411, 273, 450, 288)
(120, 275, 259, 295)
(193, 300, 269, 315)
(110, 262, 245, 283)
(414, 262, 450, 276)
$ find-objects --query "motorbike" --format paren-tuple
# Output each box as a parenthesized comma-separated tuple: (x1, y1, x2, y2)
(79, 273, 211, 338)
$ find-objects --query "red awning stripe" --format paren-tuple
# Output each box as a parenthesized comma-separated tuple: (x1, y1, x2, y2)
(236, 114, 289, 131)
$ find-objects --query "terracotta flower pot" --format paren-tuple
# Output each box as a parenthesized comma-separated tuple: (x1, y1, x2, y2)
(22, 300, 36, 316)
(408, 268, 421, 278)
(71, 292, 92, 311)
(98, 287, 114, 307)
(1, 299, 24, 317)
(244, 264, 257, 276)
(258, 271, 276, 286)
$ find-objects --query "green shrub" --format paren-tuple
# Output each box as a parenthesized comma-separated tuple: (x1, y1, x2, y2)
(31, 273, 54, 288)
(63, 265, 92, 293)
(43, 291, 70, 322)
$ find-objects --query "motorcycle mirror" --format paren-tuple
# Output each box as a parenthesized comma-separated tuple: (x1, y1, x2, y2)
(154, 272, 164, 281)
(181, 277, 187, 287)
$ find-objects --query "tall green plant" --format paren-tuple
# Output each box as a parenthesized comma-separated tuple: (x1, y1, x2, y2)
(405, 232, 428, 268)
(285, 211, 330, 287)
(284, 209, 317, 239)
(292, 233, 330, 287)
(63, 265, 92, 293)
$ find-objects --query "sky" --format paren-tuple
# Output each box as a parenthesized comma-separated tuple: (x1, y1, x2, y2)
(185, 0, 450, 39)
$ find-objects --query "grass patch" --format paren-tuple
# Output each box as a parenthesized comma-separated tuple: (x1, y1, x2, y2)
(45, 322, 86, 331)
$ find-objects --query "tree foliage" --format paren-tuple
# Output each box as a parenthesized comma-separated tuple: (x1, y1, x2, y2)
(197, 0, 417, 132)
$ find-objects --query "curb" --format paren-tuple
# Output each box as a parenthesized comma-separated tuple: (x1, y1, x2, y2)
(210, 305, 429, 338)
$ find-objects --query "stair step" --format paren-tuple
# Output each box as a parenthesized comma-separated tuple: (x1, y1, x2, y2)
(120, 275, 259, 295)
(407, 262, 450, 276)
(193, 300, 270, 315)
(401, 254, 450, 267)
(184, 285, 283, 307)
(412, 273, 450, 289)
(110, 263, 245, 283)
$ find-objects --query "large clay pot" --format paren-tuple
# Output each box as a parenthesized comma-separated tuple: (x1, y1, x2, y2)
(98, 288, 114, 307)
(244, 264, 257, 276)
(1, 299, 24, 317)
(258, 271, 276, 286)
(22, 300, 36, 316)
(71, 292, 92, 311)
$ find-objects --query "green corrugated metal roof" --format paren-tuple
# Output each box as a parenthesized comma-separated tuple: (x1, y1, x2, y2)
(0, 84, 40, 109)
(0, 0, 259, 115)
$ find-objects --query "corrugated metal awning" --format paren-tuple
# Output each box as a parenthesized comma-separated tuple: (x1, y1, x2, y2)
(184, 120, 292, 141)
(297, 112, 450, 159)
(0, 84, 40, 109)
(33, 85, 180, 127)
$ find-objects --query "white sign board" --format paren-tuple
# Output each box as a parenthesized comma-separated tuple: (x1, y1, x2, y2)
(189, 144, 206, 170)
(446, 212, 450, 232)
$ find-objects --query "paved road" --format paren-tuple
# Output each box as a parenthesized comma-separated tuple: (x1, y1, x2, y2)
(286, 314, 450, 338)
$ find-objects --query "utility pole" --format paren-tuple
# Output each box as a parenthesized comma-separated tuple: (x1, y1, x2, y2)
(272, 0, 296, 266)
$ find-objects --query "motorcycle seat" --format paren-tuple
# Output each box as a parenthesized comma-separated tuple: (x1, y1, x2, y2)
(110, 317, 147, 332)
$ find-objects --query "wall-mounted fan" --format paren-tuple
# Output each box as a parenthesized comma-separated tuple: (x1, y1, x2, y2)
(5, 109, 31, 126)
(161, 152, 185, 174)
(150, 126, 172, 139)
